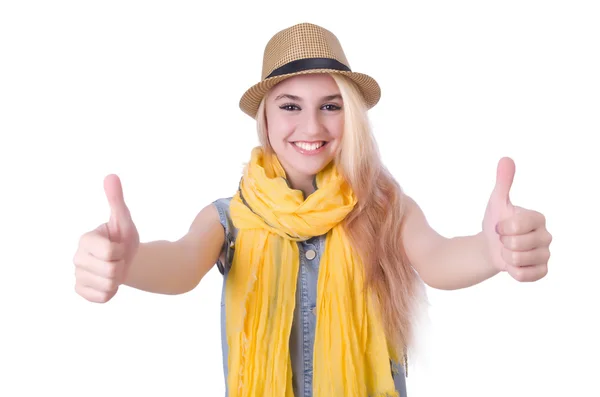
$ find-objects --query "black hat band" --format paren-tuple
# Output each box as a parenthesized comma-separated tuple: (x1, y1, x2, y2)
(266, 57, 351, 79)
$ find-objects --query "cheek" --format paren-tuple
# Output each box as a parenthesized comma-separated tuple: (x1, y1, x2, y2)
(268, 118, 295, 143)
(268, 128, 286, 146)
(326, 118, 344, 140)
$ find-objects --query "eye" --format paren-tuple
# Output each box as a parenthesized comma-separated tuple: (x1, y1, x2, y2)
(322, 104, 342, 111)
(279, 103, 300, 111)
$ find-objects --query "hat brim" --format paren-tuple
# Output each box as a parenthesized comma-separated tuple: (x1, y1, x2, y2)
(239, 69, 381, 119)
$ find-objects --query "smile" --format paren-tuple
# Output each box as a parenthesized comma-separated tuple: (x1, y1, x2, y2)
(292, 141, 328, 155)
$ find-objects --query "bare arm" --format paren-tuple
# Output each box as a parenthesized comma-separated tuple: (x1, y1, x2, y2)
(123, 204, 224, 295)
(401, 195, 499, 290)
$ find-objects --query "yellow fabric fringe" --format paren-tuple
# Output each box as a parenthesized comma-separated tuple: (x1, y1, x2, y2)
(226, 147, 398, 397)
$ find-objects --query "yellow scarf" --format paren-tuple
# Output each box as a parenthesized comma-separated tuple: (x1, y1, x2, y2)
(226, 147, 398, 397)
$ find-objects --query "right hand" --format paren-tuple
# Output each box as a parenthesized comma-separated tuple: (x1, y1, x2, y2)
(74, 174, 140, 303)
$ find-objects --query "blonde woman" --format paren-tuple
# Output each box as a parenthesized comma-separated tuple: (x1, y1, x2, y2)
(73, 23, 553, 397)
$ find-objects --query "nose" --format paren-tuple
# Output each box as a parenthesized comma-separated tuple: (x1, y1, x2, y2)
(298, 108, 325, 138)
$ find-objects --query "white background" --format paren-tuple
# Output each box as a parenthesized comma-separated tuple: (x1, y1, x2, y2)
(1, 1, 599, 396)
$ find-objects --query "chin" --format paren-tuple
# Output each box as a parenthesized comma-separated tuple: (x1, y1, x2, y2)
(291, 158, 333, 176)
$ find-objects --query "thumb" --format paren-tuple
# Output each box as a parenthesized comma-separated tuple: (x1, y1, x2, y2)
(103, 174, 132, 242)
(492, 157, 515, 205)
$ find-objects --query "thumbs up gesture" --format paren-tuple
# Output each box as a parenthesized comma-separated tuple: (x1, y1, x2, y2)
(482, 158, 552, 282)
(74, 174, 140, 303)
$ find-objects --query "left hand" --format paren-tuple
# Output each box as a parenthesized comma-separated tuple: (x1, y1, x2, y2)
(482, 157, 552, 282)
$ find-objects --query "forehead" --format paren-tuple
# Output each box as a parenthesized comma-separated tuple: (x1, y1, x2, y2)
(269, 73, 339, 96)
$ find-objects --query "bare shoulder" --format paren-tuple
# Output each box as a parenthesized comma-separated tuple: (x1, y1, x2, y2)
(181, 203, 224, 244)
(187, 202, 223, 236)
(179, 202, 225, 268)
(401, 194, 429, 231)
(400, 193, 446, 272)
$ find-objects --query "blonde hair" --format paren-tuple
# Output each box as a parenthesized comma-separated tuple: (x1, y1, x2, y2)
(255, 73, 425, 360)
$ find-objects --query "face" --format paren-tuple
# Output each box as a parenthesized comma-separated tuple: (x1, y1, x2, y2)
(264, 73, 344, 184)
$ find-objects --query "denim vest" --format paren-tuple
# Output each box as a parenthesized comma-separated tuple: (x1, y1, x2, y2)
(213, 197, 407, 397)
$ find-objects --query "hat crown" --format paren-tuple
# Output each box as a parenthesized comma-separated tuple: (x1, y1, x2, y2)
(261, 23, 350, 80)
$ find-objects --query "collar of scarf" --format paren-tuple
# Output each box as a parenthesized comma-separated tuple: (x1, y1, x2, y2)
(226, 146, 399, 397)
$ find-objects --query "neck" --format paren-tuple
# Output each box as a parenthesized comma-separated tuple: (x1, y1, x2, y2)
(286, 170, 316, 198)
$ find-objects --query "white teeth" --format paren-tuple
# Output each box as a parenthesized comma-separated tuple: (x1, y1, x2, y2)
(294, 141, 324, 151)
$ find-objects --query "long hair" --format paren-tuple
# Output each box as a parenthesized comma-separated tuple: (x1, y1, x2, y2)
(255, 73, 426, 361)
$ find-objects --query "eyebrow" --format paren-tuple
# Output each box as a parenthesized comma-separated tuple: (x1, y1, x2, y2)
(273, 93, 342, 102)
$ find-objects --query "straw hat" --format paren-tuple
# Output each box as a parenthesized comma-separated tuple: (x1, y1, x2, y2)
(239, 22, 381, 119)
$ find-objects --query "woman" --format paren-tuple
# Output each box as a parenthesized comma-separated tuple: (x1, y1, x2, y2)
(73, 23, 553, 397)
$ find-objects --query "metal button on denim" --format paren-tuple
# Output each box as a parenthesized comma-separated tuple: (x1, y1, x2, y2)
(305, 249, 316, 260)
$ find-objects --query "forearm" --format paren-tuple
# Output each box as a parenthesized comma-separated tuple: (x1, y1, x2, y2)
(419, 232, 499, 290)
(122, 204, 224, 295)
(123, 240, 204, 295)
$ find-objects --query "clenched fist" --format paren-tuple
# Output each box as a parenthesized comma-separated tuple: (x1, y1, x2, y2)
(73, 174, 140, 303)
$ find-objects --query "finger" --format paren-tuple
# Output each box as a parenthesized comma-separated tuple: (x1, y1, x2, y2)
(492, 157, 515, 204)
(75, 267, 117, 292)
(73, 250, 125, 280)
(501, 246, 551, 267)
(75, 283, 117, 304)
(103, 174, 132, 242)
(496, 210, 546, 236)
(79, 230, 126, 261)
(506, 263, 548, 283)
(500, 229, 553, 251)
